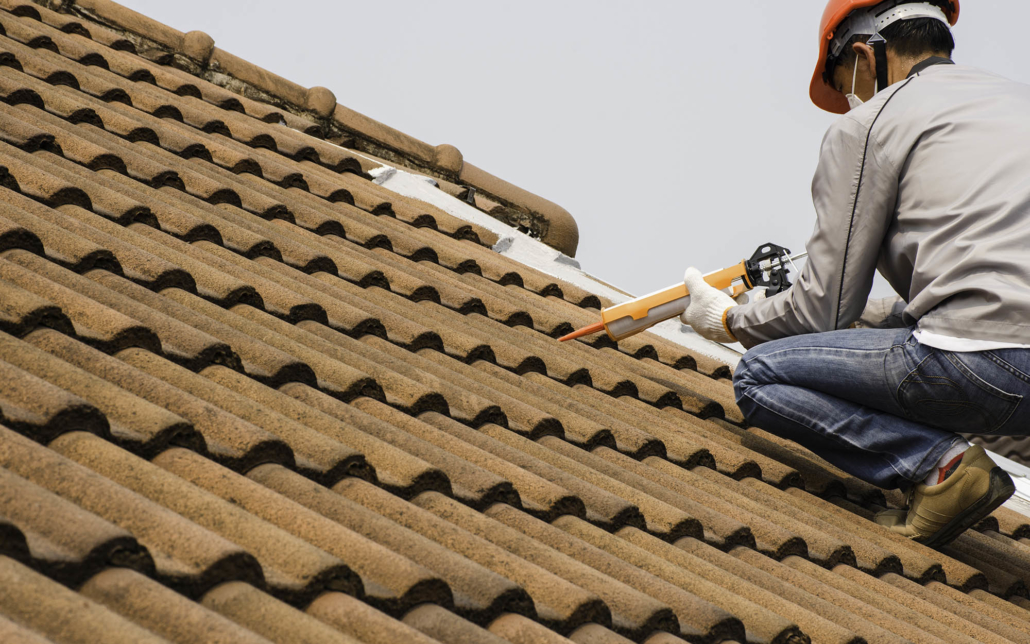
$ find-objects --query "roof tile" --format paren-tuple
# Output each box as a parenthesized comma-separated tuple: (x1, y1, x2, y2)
(201, 582, 360, 644)
(0, 252, 159, 352)
(337, 479, 611, 633)
(27, 329, 292, 470)
(0, 467, 152, 586)
(155, 447, 450, 615)
(79, 568, 273, 644)
(306, 591, 439, 644)
(0, 556, 168, 644)
(403, 603, 511, 644)
(51, 432, 360, 605)
(0, 356, 107, 441)
(0, 329, 200, 454)
(0, 426, 264, 597)
(119, 349, 366, 485)
(88, 274, 308, 384)
(200, 365, 446, 496)
(249, 463, 529, 622)
(413, 491, 677, 641)
(496, 508, 744, 643)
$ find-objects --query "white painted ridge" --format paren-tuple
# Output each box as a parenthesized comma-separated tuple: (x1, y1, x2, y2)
(366, 164, 742, 367)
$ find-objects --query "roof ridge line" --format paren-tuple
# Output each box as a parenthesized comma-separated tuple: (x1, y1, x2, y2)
(46, 0, 580, 255)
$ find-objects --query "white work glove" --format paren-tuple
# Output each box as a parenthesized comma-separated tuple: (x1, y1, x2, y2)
(680, 267, 738, 343)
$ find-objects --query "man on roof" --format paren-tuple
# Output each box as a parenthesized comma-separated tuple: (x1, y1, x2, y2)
(679, 0, 1029, 549)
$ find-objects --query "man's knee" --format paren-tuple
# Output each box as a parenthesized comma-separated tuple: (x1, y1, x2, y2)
(733, 351, 765, 423)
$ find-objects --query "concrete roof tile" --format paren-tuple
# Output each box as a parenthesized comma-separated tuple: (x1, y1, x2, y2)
(306, 591, 439, 644)
(80, 568, 273, 644)
(155, 447, 450, 615)
(0, 210, 44, 255)
(364, 336, 563, 439)
(0, 556, 169, 644)
(201, 582, 361, 644)
(675, 538, 875, 644)
(493, 508, 743, 643)
(298, 321, 501, 426)
(0, 357, 108, 442)
(250, 463, 527, 622)
(489, 613, 581, 644)
(0, 329, 200, 455)
(337, 479, 609, 633)
(3, 190, 191, 287)
(200, 365, 441, 496)
(0, 201, 120, 274)
(27, 329, 292, 471)
(278, 384, 512, 508)
(783, 556, 969, 644)
(418, 414, 638, 529)
(967, 588, 1030, 635)
(559, 519, 799, 644)
(877, 571, 1018, 644)
(732, 548, 937, 644)
(51, 432, 360, 605)
(404, 604, 511, 644)
(0, 467, 152, 586)
(5, 250, 231, 367)
(0, 426, 262, 597)
(0, 614, 55, 644)
(411, 411, 584, 521)
(0, 252, 159, 352)
(0, 270, 72, 336)
(88, 274, 308, 385)
(118, 349, 366, 485)
(414, 492, 676, 641)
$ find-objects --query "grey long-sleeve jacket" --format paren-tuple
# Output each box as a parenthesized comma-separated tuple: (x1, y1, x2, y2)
(728, 59, 1030, 349)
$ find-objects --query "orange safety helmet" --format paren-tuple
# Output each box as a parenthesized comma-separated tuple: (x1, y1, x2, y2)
(810, 0, 960, 114)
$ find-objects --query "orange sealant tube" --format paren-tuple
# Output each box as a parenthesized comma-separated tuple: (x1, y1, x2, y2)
(559, 260, 750, 342)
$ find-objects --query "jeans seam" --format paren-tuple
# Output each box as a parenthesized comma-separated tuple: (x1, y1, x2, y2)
(985, 351, 1030, 384)
(884, 342, 908, 413)
(895, 349, 940, 420)
(942, 351, 1022, 401)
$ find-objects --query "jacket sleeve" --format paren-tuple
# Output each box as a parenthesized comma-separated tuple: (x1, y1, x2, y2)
(854, 295, 908, 329)
(727, 114, 900, 349)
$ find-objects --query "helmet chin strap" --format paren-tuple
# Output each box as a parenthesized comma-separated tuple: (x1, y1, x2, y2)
(867, 32, 890, 94)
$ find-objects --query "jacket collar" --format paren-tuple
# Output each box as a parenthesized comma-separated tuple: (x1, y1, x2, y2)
(907, 56, 954, 78)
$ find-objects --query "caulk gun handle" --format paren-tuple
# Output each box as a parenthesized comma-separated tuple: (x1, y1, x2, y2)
(599, 260, 748, 342)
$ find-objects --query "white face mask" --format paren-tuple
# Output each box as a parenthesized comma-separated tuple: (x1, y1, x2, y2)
(845, 56, 877, 111)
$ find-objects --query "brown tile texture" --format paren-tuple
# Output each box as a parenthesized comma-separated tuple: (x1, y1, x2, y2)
(0, 2, 1028, 644)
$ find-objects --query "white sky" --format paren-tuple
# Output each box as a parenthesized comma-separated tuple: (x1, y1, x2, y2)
(123, 1, 1030, 298)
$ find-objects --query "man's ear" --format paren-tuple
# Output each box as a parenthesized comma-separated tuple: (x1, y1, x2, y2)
(852, 41, 877, 78)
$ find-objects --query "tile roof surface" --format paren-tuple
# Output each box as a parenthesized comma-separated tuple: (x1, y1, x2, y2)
(1, 1, 1030, 643)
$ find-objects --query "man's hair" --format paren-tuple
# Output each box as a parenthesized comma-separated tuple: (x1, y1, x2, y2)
(831, 12, 955, 76)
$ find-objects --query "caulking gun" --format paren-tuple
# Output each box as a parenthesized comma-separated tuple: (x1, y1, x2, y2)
(559, 243, 808, 343)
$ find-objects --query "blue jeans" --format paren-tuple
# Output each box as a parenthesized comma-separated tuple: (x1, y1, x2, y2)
(734, 328, 1030, 490)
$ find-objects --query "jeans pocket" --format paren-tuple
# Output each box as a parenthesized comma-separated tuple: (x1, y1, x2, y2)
(896, 349, 1023, 434)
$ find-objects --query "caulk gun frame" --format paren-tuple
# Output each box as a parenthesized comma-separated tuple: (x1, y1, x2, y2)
(745, 243, 798, 297)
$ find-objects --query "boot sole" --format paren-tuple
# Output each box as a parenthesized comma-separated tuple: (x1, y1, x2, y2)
(919, 467, 1016, 550)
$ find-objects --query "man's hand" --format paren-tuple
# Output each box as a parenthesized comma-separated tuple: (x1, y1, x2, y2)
(680, 267, 738, 343)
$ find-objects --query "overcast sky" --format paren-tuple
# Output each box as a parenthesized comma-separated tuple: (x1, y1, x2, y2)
(124, 1, 1030, 299)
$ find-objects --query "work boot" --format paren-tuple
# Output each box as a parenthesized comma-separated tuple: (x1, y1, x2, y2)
(874, 445, 1015, 548)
